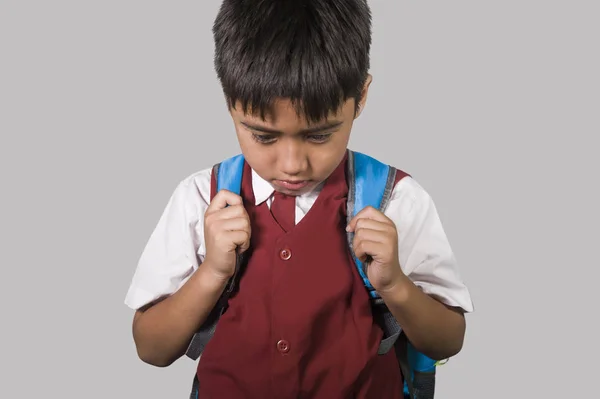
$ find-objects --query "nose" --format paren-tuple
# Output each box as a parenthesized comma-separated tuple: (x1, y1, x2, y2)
(279, 140, 308, 176)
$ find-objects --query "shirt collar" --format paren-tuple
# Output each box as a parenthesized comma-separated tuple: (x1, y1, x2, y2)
(251, 168, 276, 205)
(251, 168, 324, 205)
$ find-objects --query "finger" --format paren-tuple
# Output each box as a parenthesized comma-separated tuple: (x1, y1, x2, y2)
(353, 239, 386, 263)
(210, 203, 248, 220)
(346, 206, 391, 232)
(227, 230, 251, 253)
(347, 206, 384, 230)
(353, 225, 387, 244)
(353, 217, 392, 234)
(216, 217, 251, 234)
(207, 189, 243, 213)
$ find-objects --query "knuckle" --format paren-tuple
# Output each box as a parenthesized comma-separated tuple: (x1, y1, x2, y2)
(206, 221, 215, 235)
(353, 239, 362, 251)
(387, 234, 396, 245)
(235, 204, 246, 214)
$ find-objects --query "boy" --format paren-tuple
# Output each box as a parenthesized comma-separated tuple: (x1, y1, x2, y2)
(124, 0, 473, 397)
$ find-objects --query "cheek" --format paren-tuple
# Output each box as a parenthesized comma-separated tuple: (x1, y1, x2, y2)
(247, 154, 271, 175)
(322, 130, 351, 165)
(235, 128, 259, 156)
(311, 145, 348, 179)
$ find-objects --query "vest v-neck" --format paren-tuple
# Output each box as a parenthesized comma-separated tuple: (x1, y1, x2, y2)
(270, 191, 295, 233)
(248, 153, 348, 236)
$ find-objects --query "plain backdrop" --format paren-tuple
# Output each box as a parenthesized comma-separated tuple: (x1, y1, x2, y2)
(1, 1, 598, 398)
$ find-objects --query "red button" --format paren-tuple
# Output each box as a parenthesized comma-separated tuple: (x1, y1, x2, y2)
(280, 248, 291, 260)
(277, 339, 290, 353)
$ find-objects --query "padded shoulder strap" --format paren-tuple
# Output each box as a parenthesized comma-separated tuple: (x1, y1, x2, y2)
(349, 151, 395, 216)
(185, 153, 247, 362)
(347, 151, 439, 399)
(215, 153, 245, 195)
(346, 150, 405, 357)
(346, 150, 397, 299)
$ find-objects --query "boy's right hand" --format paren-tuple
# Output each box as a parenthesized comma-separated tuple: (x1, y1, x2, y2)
(203, 189, 251, 282)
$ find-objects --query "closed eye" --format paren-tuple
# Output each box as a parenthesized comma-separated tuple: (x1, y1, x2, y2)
(306, 133, 332, 143)
(251, 133, 277, 144)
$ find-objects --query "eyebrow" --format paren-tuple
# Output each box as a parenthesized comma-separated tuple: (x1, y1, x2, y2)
(240, 120, 344, 135)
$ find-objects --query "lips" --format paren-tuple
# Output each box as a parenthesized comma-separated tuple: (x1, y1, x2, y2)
(275, 180, 311, 191)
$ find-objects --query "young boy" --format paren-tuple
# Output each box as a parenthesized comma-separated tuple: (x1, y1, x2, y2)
(124, 0, 473, 397)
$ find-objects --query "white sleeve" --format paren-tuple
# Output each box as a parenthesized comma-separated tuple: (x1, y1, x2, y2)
(123, 168, 212, 310)
(384, 176, 474, 313)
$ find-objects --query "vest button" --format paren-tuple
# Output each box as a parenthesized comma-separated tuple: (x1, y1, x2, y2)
(279, 248, 292, 260)
(277, 339, 290, 353)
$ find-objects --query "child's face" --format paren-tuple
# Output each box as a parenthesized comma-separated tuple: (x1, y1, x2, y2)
(229, 91, 367, 196)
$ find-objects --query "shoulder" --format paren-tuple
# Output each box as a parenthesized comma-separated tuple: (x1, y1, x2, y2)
(123, 166, 214, 310)
(374, 154, 440, 230)
(388, 173, 429, 213)
(381, 172, 439, 238)
(169, 152, 249, 211)
(348, 152, 473, 311)
(347, 150, 423, 211)
(167, 166, 214, 211)
(384, 167, 474, 312)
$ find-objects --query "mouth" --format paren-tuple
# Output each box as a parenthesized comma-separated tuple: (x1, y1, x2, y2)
(274, 179, 311, 191)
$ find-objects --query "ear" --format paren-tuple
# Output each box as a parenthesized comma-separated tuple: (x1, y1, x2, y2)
(355, 74, 373, 118)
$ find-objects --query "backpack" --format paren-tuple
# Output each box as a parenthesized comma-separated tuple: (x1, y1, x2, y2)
(185, 150, 443, 399)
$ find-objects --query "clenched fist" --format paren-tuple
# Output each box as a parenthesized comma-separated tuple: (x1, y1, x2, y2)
(346, 205, 404, 293)
(203, 189, 251, 282)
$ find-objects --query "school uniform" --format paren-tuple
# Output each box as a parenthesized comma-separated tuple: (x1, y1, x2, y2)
(124, 150, 474, 398)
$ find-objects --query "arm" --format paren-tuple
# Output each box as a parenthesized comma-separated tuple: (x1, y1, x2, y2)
(346, 177, 473, 361)
(378, 274, 465, 360)
(348, 210, 466, 360)
(128, 187, 250, 367)
(132, 265, 229, 367)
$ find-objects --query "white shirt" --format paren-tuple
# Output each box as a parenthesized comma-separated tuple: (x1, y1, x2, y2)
(124, 166, 474, 313)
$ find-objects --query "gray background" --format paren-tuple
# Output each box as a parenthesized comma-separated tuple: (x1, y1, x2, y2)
(1, 0, 598, 398)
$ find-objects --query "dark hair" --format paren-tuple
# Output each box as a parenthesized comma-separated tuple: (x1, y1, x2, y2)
(212, 0, 372, 123)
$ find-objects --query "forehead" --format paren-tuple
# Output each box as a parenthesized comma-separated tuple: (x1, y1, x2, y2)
(231, 98, 354, 129)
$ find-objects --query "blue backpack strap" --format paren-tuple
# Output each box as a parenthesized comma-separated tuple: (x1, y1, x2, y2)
(185, 154, 246, 363)
(346, 150, 438, 399)
(346, 150, 397, 299)
(346, 150, 401, 353)
(215, 153, 245, 194)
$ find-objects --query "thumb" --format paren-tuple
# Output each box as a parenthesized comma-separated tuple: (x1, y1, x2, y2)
(238, 239, 251, 254)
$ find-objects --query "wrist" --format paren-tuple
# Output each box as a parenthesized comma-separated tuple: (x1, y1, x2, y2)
(196, 263, 231, 293)
(377, 270, 413, 304)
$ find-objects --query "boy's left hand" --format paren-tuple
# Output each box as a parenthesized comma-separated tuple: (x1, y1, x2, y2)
(346, 206, 404, 293)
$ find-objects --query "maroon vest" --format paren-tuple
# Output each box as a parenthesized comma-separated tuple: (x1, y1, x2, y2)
(196, 153, 407, 398)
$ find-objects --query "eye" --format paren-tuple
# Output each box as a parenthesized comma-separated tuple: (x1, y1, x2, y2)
(251, 133, 276, 144)
(306, 133, 332, 143)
